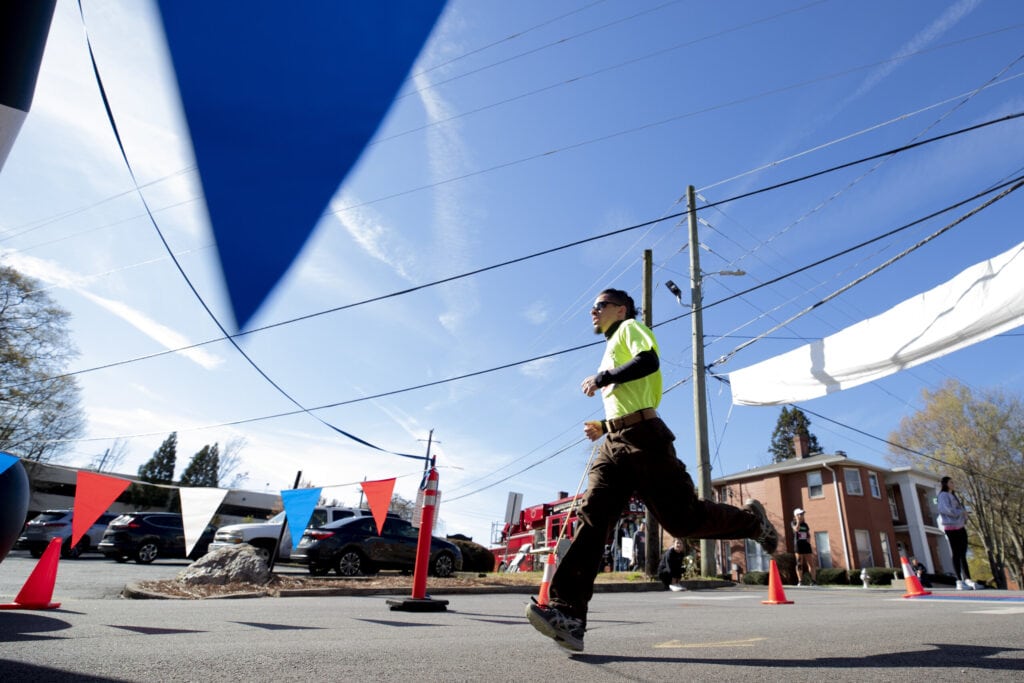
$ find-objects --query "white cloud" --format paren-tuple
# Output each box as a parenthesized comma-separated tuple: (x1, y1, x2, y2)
(413, 42, 480, 334)
(524, 301, 550, 325)
(78, 290, 221, 369)
(327, 193, 419, 283)
(519, 357, 558, 379)
(2, 249, 221, 369)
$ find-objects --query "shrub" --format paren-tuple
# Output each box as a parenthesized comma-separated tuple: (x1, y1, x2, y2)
(446, 536, 494, 573)
(742, 571, 769, 585)
(817, 568, 849, 585)
(866, 567, 896, 586)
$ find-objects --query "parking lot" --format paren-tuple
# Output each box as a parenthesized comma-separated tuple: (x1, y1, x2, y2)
(0, 550, 310, 600)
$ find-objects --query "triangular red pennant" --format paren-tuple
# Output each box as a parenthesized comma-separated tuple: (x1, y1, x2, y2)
(71, 471, 130, 546)
(361, 478, 396, 535)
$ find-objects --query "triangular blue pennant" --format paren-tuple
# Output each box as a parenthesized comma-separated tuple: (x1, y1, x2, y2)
(157, 2, 446, 329)
(281, 487, 322, 550)
(0, 452, 17, 476)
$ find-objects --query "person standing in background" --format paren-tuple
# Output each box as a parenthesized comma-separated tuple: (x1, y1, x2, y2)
(937, 476, 978, 590)
(631, 521, 646, 571)
(791, 508, 817, 586)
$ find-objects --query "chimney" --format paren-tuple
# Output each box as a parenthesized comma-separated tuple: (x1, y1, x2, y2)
(557, 491, 568, 500)
(794, 433, 810, 459)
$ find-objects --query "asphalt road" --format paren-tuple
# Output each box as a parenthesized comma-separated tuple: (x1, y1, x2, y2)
(2, 551, 1023, 681)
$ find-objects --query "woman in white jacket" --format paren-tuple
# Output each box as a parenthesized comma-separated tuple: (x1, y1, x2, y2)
(937, 476, 978, 590)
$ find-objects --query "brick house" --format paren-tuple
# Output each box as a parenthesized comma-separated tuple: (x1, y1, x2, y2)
(710, 437, 946, 581)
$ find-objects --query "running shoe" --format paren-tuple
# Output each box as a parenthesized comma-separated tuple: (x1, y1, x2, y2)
(743, 499, 779, 555)
(526, 602, 585, 652)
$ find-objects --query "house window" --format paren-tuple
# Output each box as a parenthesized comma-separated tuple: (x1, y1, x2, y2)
(815, 531, 832, 569)
(844, 468, 863, 496)
(887, 487, 899, 520)
(744, 539, 770, 572)
(807, 471, 824, 499)
(854, 529, 874, 568)
(879, 533, 893, 568)
(868, 472, 881, 498)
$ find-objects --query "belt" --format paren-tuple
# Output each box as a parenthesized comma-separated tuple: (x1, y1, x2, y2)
(606, 408, 658, 433)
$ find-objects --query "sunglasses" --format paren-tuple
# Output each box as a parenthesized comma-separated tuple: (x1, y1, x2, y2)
(591, 301, 622, 313)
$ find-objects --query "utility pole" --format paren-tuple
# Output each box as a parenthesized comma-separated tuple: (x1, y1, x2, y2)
(688, 185, 717, 578)
(269, 470, 302, 572)
(641, 250, 661, 578)
(419, 429, 437, 472)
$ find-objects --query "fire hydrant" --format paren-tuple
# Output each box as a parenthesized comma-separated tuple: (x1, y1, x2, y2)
(860, 568, 870, 588)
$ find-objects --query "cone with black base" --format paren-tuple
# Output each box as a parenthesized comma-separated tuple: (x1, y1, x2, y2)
(387, 467, 449, 612)
(762, 559, 793, 605)
(0, 536, 62, 610)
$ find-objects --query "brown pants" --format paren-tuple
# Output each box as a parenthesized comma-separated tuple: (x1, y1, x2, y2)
(549, 417, 760, 623)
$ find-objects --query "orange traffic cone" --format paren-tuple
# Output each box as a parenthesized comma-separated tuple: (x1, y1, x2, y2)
(537, 552, 557, 607)
(899, 555, 932, 599)
(0, 536, 62, 610)
(762, 559, 793, 605)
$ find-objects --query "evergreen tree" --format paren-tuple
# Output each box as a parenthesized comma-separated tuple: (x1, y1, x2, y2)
(179, 443, 220, 488)
(128, 432, 178, 508)
(768, 407, 822, 463)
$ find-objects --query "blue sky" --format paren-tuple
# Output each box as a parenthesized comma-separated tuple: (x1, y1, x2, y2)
(2, 0, 1023, 546)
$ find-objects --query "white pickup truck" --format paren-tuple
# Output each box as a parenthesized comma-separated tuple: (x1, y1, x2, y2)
(209, 506, 371, 563)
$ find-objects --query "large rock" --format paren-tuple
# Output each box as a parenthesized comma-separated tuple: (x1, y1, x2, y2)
(176, 544, 272, 586)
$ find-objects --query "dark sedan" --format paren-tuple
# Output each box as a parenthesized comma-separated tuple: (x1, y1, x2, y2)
(292, 516, 462, 577)
(98, 512, 214, 564)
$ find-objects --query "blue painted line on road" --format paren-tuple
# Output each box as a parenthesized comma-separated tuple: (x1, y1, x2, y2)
(912, 594, 1024, 602)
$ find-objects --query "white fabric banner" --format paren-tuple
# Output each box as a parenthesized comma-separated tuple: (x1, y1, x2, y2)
(730, 240, 1024, 406)
(179, 487, 229, 557)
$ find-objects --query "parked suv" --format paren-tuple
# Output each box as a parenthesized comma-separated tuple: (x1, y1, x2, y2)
(292, 515, 462, 577)
(16, 510, 118, 559)
(98, 512, 214, 564)
(209, 506, 373, 564)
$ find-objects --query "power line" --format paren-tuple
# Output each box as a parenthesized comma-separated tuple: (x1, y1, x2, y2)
(396, 0, 685, 101)
(710, 176, 1024, 368)
(12, 114, 1022, 395)
(41, 172, 1023, 447)
(334, 30, 1024, 215)
(404, 0, 610, 81)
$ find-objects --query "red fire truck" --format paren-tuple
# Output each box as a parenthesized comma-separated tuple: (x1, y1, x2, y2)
(490, 491, 645, 572)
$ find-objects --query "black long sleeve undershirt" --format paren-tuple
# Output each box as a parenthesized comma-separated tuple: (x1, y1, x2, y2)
(594, 349, 659, 388)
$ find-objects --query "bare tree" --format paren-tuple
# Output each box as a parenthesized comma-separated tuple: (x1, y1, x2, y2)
(888, 380, 1024, 589)
(217, 437, 249, 488)
(88, 439, 130, 472)
(0, 266, 84, 462)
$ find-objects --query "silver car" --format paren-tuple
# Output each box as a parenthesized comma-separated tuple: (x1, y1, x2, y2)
(17, 509, 118, 559)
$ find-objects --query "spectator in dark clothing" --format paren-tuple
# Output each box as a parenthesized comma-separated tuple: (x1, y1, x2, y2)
(658, 538, 688, 590)
(910, 557, 932, 588)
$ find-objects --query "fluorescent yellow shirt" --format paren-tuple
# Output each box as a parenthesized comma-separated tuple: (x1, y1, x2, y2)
(599, 319, 661, 419)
